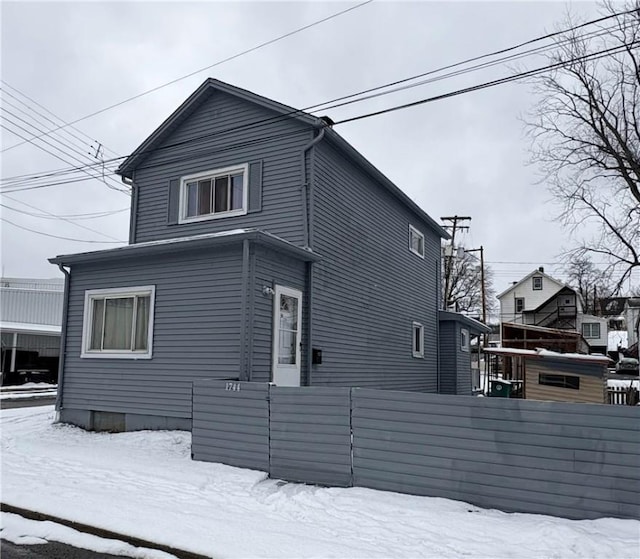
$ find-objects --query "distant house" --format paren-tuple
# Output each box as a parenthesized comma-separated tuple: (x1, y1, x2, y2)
(49, 78, 489, 432)
(625, 298, 640, 355)
(497, 268, 607, 354)
(485, 347, 610, 404)
(0, 277, 63, 384)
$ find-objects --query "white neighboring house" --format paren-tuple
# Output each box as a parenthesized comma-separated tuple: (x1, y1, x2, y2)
(497, 267, 608, 354)
(624, 297, 640, 350)
(0, 277, 64, 384)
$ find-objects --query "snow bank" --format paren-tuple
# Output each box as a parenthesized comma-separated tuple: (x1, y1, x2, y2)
(2, 406, 638, 559)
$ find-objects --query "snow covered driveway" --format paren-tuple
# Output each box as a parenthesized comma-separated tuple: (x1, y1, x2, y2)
(2, 406, 638, 558)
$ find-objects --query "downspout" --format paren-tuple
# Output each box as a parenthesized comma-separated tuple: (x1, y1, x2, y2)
(122, 173, 136, 244)
(301, 126, 326, 386)
(55, 264, 71, 415)
(239, 239, 250, 381)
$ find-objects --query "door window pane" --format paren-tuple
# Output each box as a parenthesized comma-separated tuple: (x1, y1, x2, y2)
(278, 294, 298, 365)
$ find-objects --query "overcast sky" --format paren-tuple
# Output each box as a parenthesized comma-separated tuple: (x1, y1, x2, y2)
(2, 1, 634, 295)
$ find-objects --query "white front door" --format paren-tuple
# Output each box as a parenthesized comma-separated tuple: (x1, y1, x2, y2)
(272, 285, 302, 386)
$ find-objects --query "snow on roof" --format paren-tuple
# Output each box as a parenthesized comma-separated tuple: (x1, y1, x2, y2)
(0, 321, 61, 335)
(484, 346, 611, 364)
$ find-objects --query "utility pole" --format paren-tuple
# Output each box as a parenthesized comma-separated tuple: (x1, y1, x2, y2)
(441, 216, 471, 309)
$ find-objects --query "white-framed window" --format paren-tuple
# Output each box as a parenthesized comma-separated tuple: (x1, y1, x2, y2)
(412, 322, 424, 358)
(582, 322, 601, 339)
(81, 286, 155, 359)
(515, 297, 525, 313)
(179, 164, 248, 223)
(460, 328, 470, 352)
(408, 225, 425, 258)
(532, 276, 543, 290)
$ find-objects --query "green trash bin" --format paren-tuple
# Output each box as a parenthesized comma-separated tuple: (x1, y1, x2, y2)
(489, 379, 512, 398)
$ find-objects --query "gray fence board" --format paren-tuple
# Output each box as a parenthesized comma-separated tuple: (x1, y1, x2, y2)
(192, 380, 269, 471)
(191, 382, 639, 520)
(270, 387, 352, 487)
(352, 389, 640, 520)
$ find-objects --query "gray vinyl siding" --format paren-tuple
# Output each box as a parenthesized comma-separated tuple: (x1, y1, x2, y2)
(249, 247, 307, 383)
(61, 247, 244, 418)
(311, 141, 440, 390)
(438, 321, 456, 394)
(132, 89, 312, 245)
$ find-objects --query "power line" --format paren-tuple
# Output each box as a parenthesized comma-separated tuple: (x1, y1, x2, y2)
(1, 102, 126, 193)
(3, 8, 632, 188)
(1, 216, 125, 244)
(0, 115, 129, 195)
(3, 10, 635, 192)
(0, 82, 120, 158)
(1, 0, 373, 153)
(1, 195, 125, 242)
(0, 202, 128, 219)
(332, 41, 637, 125)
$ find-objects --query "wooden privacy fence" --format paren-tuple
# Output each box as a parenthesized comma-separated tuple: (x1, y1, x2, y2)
(192, 380, 640, 521)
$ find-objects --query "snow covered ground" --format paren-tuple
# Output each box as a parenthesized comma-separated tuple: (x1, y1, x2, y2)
(2, 405, 639, 559)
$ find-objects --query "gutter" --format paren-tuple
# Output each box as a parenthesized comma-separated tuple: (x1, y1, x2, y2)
(122, 173, 136, 244)
(300, 125, 326, 386)
(54, 264, 70, 413)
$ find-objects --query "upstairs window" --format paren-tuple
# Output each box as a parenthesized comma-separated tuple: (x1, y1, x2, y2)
(180, 164, 248, 223)
(532, 276, 543, 290)
(582, 322, 601, 339)
(409, 225, 425, 258)
(412, 322, 424, 358)
(82, 286, 155, 359)
(515, 297, 525, 313)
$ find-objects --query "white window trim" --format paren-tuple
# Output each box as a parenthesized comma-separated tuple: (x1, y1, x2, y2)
(412, 321, 424, 358)
(582, 322, 601, 339)
(461, 328, 470, 352)
(408, 225, 425, 259)
(178, 163, 249, 224)
(81, 285, 156, 359)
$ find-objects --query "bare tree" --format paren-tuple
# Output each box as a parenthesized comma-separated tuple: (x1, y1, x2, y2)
(446, 249, 496, 319)
(565, 255, 614, 313)
(525, 2, 640, 293)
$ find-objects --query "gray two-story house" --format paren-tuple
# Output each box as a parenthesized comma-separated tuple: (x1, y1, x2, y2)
(50, 79, 488, 431)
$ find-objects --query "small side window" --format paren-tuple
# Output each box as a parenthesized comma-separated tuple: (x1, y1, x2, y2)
(460, 328, 469, 352)
(412, 322, 424, 358)
(532, 276, 543, 290)
(409, 225, 425, 258)
(515, 297, 525, 313)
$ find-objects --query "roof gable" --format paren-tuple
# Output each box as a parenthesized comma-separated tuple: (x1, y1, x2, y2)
(116, 78, 449, 239)
(496, 269, 566, 300)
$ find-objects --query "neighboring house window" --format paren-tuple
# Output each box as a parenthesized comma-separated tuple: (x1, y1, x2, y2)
(180, 164, 248, 222)
(412, 322, 424, 358)
(460, 328, 469, 352)
(408, 225, 425, 258)
(81, 286, 155, 359)
(582, 322, 601, 339)
(515, 297, 525, 313)
(532, 276, 543, 290)
(538, 373, 580, 390)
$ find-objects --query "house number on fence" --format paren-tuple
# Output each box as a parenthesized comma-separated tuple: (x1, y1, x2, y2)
(225, 382, 241, 392)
